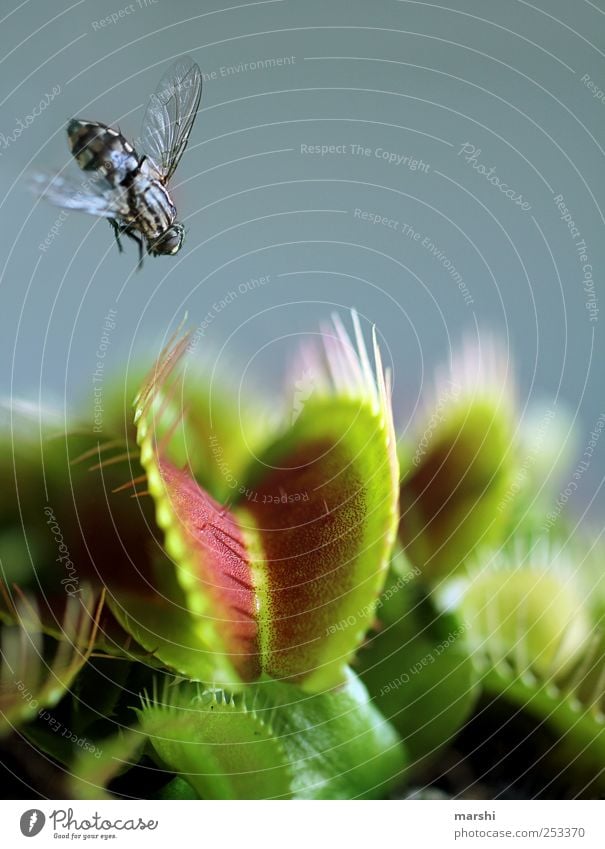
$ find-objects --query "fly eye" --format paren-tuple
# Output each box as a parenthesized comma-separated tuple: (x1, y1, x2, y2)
(151, 224, 184, 255)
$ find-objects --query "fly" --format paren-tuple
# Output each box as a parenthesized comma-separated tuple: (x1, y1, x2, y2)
(31, 56, 202, 267)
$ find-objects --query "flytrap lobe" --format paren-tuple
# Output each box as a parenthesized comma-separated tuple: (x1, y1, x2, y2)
(69, 670, 407, 800)
(111, 312, 400, 691)
(398, 338, 517, 581)
(438, 538, 605, 793)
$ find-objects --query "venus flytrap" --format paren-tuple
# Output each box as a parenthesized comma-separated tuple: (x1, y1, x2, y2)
(2, 318, 605, 799)
(129, 671, 406, 800)
(348, 341, 517, 773)
(68, 670, 407, 800)
(399, 340, 517, 582)
(110, 312, 400, 691)
(443, 541, 594, 679)
(438, 540, 605, 792)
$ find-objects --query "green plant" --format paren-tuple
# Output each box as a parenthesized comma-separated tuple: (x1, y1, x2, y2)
(0, 316, 602, 799)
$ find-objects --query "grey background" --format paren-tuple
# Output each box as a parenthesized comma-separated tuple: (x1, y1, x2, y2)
(0, 0, 604, 520)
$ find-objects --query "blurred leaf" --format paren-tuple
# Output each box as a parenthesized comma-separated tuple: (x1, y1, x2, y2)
(154, 775, 198, 799)
(0, 587, 102, 736)
(68, 727, 146, 800)
(438, 540, 605, 792)
(479, 636, 605, 795)
(399, 341, 516, 582)
(442, 541, 594, 680)
(96, 361, 268, 504)
(358, 576, 479, 771)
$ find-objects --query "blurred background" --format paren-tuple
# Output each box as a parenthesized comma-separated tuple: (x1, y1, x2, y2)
(0, 0, 603, 522)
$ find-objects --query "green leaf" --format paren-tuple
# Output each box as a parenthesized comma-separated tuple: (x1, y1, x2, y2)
(154, 776, 198, 799)
(68, 728, 146, 800)
(108, 553, 237, 684)
(358, 568, 479, 770)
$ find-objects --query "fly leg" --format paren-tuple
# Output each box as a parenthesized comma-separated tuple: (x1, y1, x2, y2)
(108, 219, 124, 253)
(123, 229, 145, 270)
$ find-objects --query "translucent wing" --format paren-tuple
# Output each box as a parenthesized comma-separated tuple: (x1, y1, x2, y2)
(140, 56, 202, 183)
(29, 169, 129, 218)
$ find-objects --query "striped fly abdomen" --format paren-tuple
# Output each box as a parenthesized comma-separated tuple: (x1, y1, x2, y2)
(67, 120, 139, 186)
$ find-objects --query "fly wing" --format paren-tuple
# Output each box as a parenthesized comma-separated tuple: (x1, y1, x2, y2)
(140, 56, 202, 183)
(29, 169, 129, 218)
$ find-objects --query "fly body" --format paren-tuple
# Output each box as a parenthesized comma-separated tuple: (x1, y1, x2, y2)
(32, 58, 202, 266)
